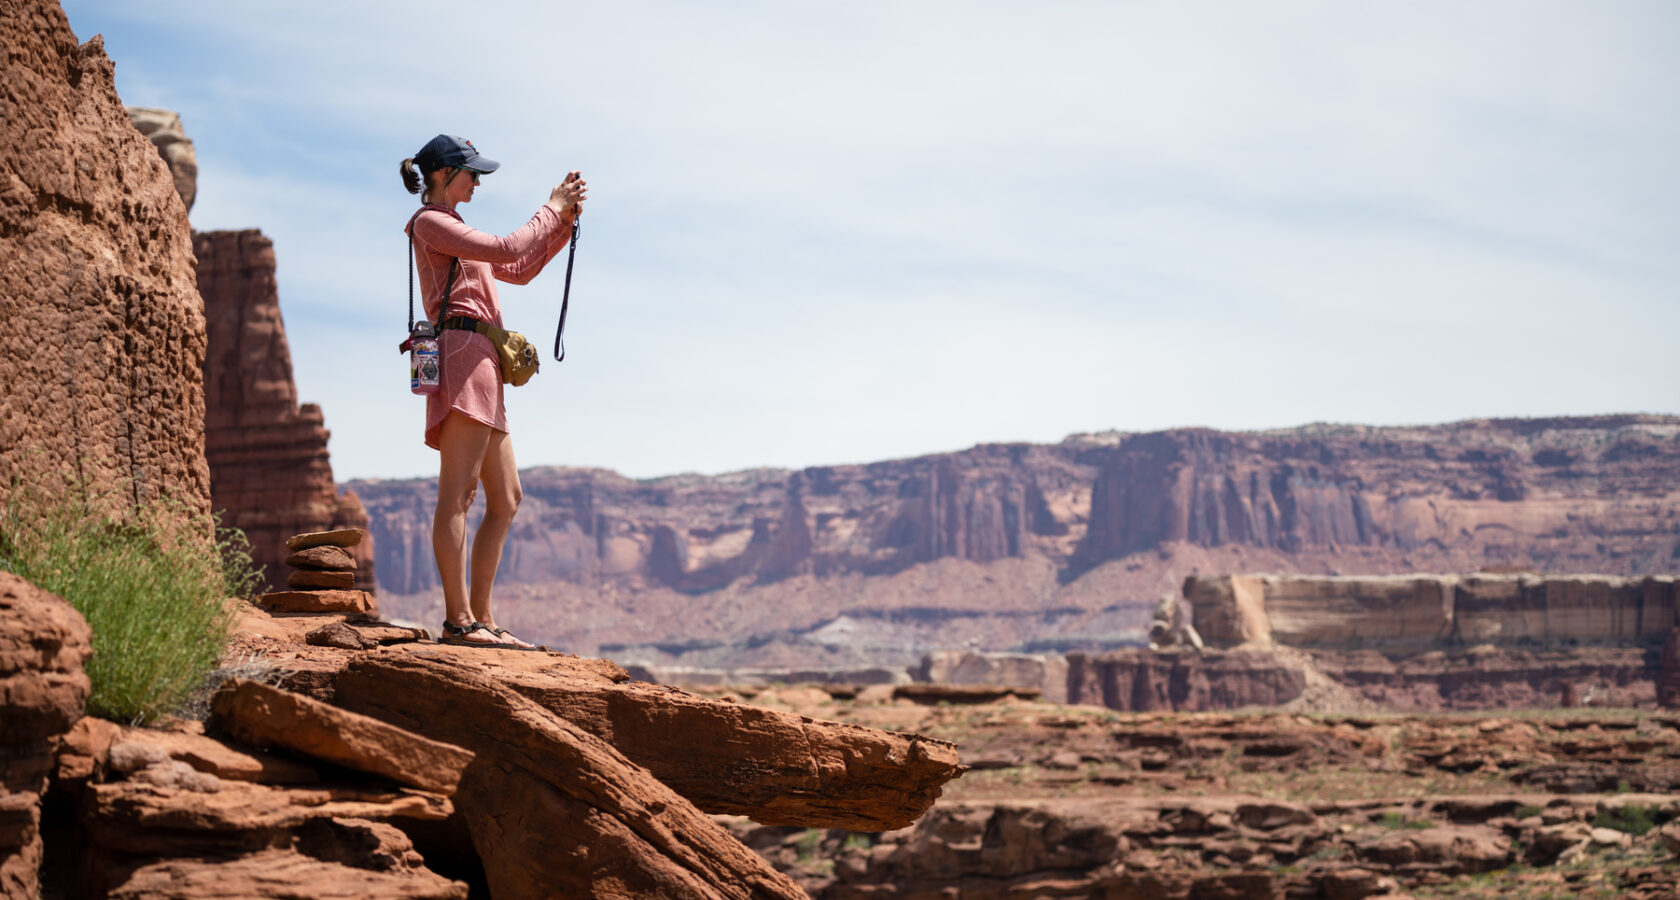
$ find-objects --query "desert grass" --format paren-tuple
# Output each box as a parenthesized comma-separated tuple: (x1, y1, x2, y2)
(0, 480, 261, 724)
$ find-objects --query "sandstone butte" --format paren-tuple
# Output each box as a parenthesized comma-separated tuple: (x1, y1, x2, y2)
(195, 227, 377, 594)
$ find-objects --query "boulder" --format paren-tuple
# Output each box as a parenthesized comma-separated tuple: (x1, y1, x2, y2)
(326, 656, 805, 900)
(258, 590, 377, 616)
(306, 622, 378, 650)
(334, 656, 965, 831)
(0, 573, 92, 899)
(208, 679, 471, 794)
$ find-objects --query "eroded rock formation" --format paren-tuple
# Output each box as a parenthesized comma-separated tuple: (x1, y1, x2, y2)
(195, 229, 376, 592)
(0, 573, 91, 899)
(0, 0, 210, 517)
(125, 107, 196, 213)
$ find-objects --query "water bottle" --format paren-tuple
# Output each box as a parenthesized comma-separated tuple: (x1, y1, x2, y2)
(409, 322, 440, 395)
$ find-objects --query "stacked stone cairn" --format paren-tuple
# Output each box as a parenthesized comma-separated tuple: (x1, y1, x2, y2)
(255, 529, 378, 618)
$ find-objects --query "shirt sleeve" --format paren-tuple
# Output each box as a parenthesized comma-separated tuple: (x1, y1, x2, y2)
(492, 214, 574, 285)
(411, 205, 565, 267)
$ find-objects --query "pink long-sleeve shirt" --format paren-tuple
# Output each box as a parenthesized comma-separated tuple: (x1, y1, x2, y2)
(406, 203, 572, 448)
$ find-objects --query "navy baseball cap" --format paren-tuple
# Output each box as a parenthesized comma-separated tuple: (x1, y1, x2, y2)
(414, 134, 500, 174)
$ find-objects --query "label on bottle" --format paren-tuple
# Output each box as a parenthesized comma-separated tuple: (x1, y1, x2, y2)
(411, 338, 441, 395)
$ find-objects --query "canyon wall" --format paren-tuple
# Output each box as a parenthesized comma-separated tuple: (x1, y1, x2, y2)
(354, 417, 1680, 598)
(350, 417, 1680, 659)
(194, 229, 375, 592)
(0, 2, 210, 518)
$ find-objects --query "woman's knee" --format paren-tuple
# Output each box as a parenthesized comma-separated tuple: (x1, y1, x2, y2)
(484, 483, 522, 522)
(437, 481, 479, 517)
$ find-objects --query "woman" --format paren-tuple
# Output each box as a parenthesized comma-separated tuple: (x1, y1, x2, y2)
(399, 134, 587, 649)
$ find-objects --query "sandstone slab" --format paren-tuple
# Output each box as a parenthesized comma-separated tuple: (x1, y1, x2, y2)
(335, 656, 965, 831)
(107, 844, 466, 900)
(209, 679, 471, 794)
(107, 725, 320, 785)
(258, 590, 377, 616)
(286, 529, 365, 552)
(331, 656, 805, 900)
(288, 569, 357, 590)
(287, 545, 356, 570)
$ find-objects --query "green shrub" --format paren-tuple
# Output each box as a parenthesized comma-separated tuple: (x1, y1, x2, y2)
(1377, 811, 1433, 830)
(0, 483, 257, 724)
(1593, 803, 1657, 837)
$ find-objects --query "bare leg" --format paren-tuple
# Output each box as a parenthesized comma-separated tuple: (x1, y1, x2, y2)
(470, 427, 528, 644)
(434, 413, 498, 644)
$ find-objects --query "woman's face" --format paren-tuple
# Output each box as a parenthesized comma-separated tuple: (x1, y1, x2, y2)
(431, 166, 478, 205)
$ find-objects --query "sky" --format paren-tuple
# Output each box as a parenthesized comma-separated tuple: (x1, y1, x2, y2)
(62, 1, 1680, 482)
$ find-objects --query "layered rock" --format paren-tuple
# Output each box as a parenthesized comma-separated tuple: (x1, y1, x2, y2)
(350, 417, 1680, 662)
(1660, 629, 1680, 709)
(332, 655, 963, 832)
(1190, 573, 1680, 653)
(0, 573, 92, 899)
(328, 656, 806, 899)
(1066, 648, 1309, 712)
(0, 0, 210, 517)
(195, 229, 376, 592)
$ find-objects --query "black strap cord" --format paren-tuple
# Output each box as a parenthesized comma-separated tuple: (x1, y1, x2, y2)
(554, 208, 580, 362)
(401, 214, 457, 354)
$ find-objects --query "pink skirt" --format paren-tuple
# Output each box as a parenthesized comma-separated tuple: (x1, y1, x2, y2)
(424, 328, 506, 449)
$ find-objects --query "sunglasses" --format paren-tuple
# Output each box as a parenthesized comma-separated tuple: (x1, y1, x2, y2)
(453, 166, 481, 184)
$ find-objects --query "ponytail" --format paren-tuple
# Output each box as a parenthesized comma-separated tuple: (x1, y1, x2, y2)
(400, 157, 422, 195)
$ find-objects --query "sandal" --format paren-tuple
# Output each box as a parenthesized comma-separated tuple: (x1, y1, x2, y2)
(486, 625, 551, 653)
(438, 620, 499, 647)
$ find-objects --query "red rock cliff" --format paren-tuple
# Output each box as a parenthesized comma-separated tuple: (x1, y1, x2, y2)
(353, 417, 1680, 598)
(195, 229, 374, 592)
(0, 2, 210, 517)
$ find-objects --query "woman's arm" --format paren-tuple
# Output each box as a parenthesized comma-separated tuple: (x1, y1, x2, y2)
(491, 172, 588, 285)
(491, 218, 574, 285)
(411, 205, 563, 264)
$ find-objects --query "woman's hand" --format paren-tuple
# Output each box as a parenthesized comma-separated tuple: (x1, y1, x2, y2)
(546, 171, 588, 223)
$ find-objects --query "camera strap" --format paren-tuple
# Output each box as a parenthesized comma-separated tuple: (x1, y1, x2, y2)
(554, 208, 580, 362)
(400, 208, 457, 353)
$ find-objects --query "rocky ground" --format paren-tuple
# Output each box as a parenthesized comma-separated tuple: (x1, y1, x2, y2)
(712, 683, 1680, 899)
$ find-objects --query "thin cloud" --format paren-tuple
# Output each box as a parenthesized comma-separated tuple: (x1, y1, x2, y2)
(62, 0, 1680, 480)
